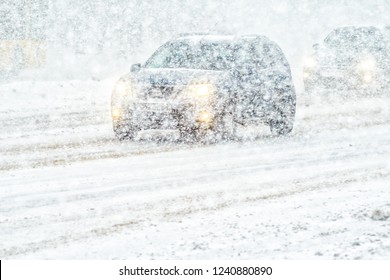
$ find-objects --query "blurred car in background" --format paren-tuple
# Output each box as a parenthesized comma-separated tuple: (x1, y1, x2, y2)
(111, 34, 296, 141)
(303, 26, 390, 94)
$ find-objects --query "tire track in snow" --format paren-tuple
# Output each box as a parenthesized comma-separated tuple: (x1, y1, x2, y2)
(1, 95, 389, 171)
(1, 132, 388, 211)
(1, 166, 388, 258)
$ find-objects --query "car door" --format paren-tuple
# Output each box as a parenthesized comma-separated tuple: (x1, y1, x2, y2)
(380, 30, 390, 84)
(250, 40, 294, 120)
(259, 42, 296, 120)
(233, 40, 264, 122)
(236, 39, 285, 121)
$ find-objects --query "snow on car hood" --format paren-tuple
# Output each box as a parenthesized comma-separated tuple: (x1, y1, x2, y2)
(315, 46, 359, 67)
(314, 45, 382, 68)
(126, 68, 228, 86)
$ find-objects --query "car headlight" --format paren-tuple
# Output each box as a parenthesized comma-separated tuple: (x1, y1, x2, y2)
(197, 110, 213, 124)
(111, 80, 136, 119)
(185, 83, 215, 101)
(114, 81, 128, 95)
(303, 56, 317, 68)
(113, 80, 130, 96)
(111, 108, 123, 119)
(362, 73, 373, 83)
(357, 57, 376, 71)
(112, 80, 138, 103)
(303, 71, 310, 80)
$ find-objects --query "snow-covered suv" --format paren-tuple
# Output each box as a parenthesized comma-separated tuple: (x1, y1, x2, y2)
(111, 34, 296, 141)
(303, 26, 390, 94)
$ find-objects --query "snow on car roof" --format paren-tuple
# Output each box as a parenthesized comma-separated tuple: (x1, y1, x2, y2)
(177, 34, 235, 41)
(174, 34, 270, 45)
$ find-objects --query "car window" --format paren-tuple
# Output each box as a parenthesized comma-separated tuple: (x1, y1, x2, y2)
(145, 39, 287, 71)
(254, 42, 285, 70)
(231, 41, 255, 67)
(145, 41, 235, 70)
(197, 42, 235, 70)
(324, 28, 385, 51)
(145, 42, 193, 69)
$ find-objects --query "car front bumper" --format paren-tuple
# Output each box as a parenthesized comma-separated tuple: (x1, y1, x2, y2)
(127, 100, 216, 130)
(303, 67, 384, 91)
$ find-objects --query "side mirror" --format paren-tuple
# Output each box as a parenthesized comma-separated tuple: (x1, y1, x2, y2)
(130, 63, 141, 73)
(312, 43, 319, 50)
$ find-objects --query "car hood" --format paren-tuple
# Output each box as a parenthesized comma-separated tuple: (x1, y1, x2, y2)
(313, 44, 387, 68)
(125, 68, 228, 86)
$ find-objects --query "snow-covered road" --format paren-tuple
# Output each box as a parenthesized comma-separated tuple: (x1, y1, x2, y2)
(1, 80, 389, 259)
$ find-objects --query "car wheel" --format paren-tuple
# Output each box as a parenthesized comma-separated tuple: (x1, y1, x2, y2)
(178, 126, 206, 143)
(113, 120, 138, 141)
(304, 80, 313, 94)
(270, 118, 293, 136)
(211, 113, 236, 142)
(270, 95, 296, 136)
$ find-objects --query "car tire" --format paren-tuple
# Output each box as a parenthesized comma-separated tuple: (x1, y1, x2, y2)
(269, 94, 296, 136)
(178, 126, 206, 143)
(113, 120, 138, 141)
(212, 112, 236, 142)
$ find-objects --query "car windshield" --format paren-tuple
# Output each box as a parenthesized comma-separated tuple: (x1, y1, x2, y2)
(324, 28, 384, 51)
(144, 40, 252, 70)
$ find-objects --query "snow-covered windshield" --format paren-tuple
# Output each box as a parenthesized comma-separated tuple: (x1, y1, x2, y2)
(144, 40, 252, 70)
(324, 27, 384, 51)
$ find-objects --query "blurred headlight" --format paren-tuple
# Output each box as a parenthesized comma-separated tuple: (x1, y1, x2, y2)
(357, 57, 376, 71)
(303, 71, 310, 79)
(186, 83, 215, 100)
(362, 73, 374, 84)
(112, 80, 138, 103)
(303, 56, 317, 68)
(113, 81, 129, 96)
(112, 108, 122, 119)
(111, 80, 136, 120)
(197, 110, 213, 124)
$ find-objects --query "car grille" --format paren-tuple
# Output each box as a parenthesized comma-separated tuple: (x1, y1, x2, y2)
(146, 85, 177, 99)
(321, 56, 354, 68)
